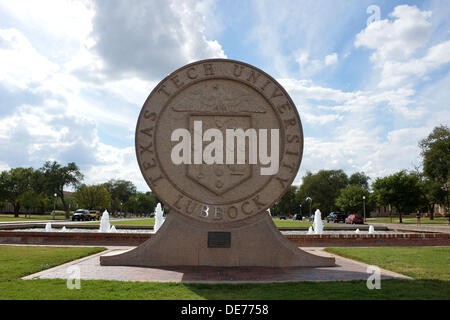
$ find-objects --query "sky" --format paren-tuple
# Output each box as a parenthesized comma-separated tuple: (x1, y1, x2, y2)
(0, 0, 449, 192)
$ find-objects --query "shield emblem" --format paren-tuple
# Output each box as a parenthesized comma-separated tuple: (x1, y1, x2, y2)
(186, 114, 253, 196)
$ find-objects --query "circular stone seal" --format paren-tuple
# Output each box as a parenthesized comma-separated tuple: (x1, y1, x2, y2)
(136, 59, 303, 224)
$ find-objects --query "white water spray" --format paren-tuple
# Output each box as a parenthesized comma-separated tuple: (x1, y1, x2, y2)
(99, 210, 111, 233)
(313, 209, 323, 234)
(154, 203, 165, 232)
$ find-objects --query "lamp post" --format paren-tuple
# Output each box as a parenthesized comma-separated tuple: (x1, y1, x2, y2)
(362, 195, 366, 224)
(299, 204, 302, 217)
(52, 193, 57, 220)
(305, 197, 312, 217)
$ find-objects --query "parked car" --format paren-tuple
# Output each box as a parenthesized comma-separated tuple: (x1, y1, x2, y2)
(89, 210, 100, 221)
(279, 216, 287, 220)
(72, 209, 91, 221)
(326, 212, 347, 223)
(345, 214, 364, 224)
(292, 214, 303, 221)
(308, 215, 315, 222)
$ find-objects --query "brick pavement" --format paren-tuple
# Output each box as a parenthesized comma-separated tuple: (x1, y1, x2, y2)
(22, 247, 411, 283)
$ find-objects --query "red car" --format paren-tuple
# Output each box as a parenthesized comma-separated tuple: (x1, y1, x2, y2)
(345, 214, 364, 224)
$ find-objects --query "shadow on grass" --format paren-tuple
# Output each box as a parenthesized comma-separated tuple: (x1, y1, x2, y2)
(1, 278, 448, 300)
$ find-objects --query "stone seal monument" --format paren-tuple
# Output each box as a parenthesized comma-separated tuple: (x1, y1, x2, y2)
(100, 59, 335, 267)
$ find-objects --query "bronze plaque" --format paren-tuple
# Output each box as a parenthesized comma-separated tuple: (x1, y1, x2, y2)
(208, 232, 231, 248)
(136, 59, 303, 224)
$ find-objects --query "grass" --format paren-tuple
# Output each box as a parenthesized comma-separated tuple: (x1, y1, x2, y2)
(2, 278, 448, 300)
(325, 247, 450, 280)
(0, 245, 449, 299)
(366, 217, 449, 225)
(0, 246, 106, 282)
(0, 213, 69, 222)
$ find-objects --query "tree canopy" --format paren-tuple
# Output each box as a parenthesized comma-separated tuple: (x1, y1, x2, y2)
(0, 167, 35, 216)
(419, 125, 450, 184)
(295, 169, 349, 216)
(104, 179, 137, 215)
(74, 184, 111, 210)
(372, 170, 422, 223)
(39, 161, 84, 218)
(335, 185, 375, 215)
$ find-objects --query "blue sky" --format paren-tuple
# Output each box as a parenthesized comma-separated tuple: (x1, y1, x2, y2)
(0, 0, 449, 191)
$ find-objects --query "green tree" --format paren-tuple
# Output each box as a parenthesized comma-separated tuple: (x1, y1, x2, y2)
(335, 185, 375, 216)
(74, 184, 111, 210)
(419, 125, 450, 184)
(419, 125, 450, 219)
(17, 190, 41, 217)
(271, 186, 298, 216)
(104, 179, 137, 216)
(0, 167, 35, 217)
(372, 170, 423, 223)
(349, 172, 371, 190)
(126, 192, 157, 216)
(40, 161, 84, 219)
(414, 172, 446, 219)
(295, 170, 349, 216)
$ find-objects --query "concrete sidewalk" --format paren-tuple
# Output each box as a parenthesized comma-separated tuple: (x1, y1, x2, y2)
(22, 247, 411, 283)
(369, 222, 450, 234)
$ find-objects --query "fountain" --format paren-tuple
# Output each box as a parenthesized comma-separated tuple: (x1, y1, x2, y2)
(313, 209, 323, 234)
(99, 210, 111, 233)
(369, 225, 375, 234)
(154, 203, 165, 232)
(307, 226, 314, 234)
(110, 225, 117, 233)
(355, 228, 360, 234)
(267, 208, 271, 216)
(45, 222, 52, 232)
(60, 226, 67, 232)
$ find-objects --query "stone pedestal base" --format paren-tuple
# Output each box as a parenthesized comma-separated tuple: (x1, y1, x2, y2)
(100, 211, 335, 267)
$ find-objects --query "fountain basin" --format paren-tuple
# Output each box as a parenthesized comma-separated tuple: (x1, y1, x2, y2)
(0, 227, 448, 247)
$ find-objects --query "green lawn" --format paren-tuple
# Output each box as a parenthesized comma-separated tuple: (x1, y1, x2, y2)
(325, 247, 450, 280)
(0, 213, 69, 222)
(0, 246, 106, 282)
(366, 217, 449, 225)
(0, 245, 448, 299)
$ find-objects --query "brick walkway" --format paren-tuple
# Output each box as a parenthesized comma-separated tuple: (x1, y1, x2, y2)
(23, 247, 411, 283)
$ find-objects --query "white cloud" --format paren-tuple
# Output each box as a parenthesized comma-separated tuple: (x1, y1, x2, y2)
(355, 5, 450, 89)
(325, 53, 338, 66)
(295, 51, 338, 77)
(379, 40, 450, 87)
(0, 0, 95, 61)
(90, 0, 226, 81)
(355, 5, 432, 63)
(0, 28, 58, 90)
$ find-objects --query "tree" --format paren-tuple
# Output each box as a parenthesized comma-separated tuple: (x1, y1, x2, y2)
(104, 179, 137, 216)
(271, 186, 298, 216)
(349, 172, 370, 190)
(419, 125, 450, 184)
(372, 170, 423, 223)
(419, 125, 450, 219)
(0, 167, 35, 217)
(295, 170, 349, 216)
(335, 185, 375, 215)
(40, 161, 84, 219)
(74, 184, 111, 210)
(126, 192, 157, 216)
(414, 172, 446, 219)
(17, 190, 41, 217)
